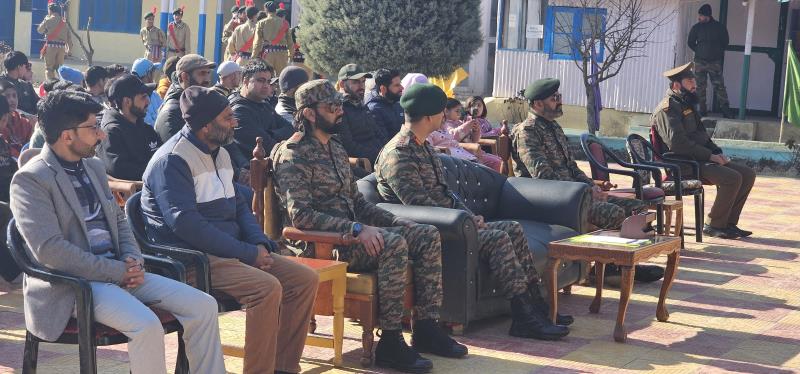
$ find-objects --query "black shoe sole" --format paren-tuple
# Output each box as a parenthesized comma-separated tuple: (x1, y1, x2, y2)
(556, 316, 575, 326)
(375, 359, 432, 374)
(703, 229, 739, 239)
(508, 330, 569, 341)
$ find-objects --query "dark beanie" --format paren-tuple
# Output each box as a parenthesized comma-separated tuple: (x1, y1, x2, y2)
(400, 83, 448, 118)
(699, 4, 712, 17)
(180, 86, 230, 131)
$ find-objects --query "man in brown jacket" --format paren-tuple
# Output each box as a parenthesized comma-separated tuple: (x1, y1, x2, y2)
(252, 1, 292, 74)
(37, 3, 72, 80)
(652, 62, 755, 239)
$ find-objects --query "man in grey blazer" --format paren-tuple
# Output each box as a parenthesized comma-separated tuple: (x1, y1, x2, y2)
(10, 90, 226, 373)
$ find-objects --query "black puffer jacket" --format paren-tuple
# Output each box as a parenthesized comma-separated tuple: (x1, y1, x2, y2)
(688, 18, 729, 61)
(154, 82, 184, 143)
(228, 92, 295, 170)
(337, 96, 388, 163)
(366, 91, 405, 139)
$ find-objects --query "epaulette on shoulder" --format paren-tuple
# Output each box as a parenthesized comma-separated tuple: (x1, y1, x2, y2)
(394, 134, 412, 148)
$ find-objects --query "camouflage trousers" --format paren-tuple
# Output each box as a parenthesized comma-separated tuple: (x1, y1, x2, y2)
(345, 224, 443, 330)
(694, 58, 730, 113)
(588, 195, 648, 229)
(479, 221, 538, 298)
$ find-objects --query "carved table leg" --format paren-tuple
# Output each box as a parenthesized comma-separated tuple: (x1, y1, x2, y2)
(546, 257, 561, 324)
(657, 250, 680, 322)
(590, 262, 605, 314)
(614, 265, 636, 343)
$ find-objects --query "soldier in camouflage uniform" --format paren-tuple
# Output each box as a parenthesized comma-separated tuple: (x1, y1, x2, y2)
(374, 84, 571, 341)
(510, 78, 646, 230)
(688, 4, 733, 118)
(271, 80, 467, 374)
(512, 78, 664, 284)
(140, 11, 167, 63)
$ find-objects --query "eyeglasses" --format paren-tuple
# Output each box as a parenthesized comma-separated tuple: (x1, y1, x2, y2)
(71, 123, 102, 133)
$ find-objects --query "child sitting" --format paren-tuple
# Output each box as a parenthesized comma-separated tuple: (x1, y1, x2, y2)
(466, 96, 500, 137)
(428, 98, 502, 172)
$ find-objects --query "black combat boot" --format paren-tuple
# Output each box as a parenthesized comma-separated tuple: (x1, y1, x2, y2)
(509, 293, 570, 340)
(411, 319, 468, 358)
(375, 329, 433, 373)
(529, 284, 574, 326)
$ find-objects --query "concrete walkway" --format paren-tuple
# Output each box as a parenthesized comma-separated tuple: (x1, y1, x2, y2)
(1, 162, 799, 373)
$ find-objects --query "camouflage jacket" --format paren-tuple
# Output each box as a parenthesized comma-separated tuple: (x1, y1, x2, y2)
(652, 89, 721, 162)
(271, 132, 397, 236)
(375, 127, 470, 212)
(510, 112, 593, 185)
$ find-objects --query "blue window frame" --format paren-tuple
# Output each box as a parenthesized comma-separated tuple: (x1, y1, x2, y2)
(543, 6, 606, 61)
(79, 0, 142, 34)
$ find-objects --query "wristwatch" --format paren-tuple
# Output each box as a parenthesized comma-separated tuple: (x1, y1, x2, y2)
(351, 222, 363, 238)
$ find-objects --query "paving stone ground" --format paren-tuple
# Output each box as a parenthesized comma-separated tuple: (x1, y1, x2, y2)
(1, 161, 799, 373)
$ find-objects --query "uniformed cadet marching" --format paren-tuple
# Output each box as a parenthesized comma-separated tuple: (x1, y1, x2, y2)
(140, 9, 167, 63)
(37, 3, 72, 80)
(374, 83, 571, 341)
(271, 80, 467, 374)
(510, 78, 646, 230)
(511, 78, 664, 285)
(227, 7, 259, 65)
(652, 62, 755, 239)
(222, 6, 245, 52)
(166, 7, 191, 59)
(252, 1, 292, 75)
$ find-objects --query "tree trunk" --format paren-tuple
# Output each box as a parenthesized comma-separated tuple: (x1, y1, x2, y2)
(585, 83, 599, 135)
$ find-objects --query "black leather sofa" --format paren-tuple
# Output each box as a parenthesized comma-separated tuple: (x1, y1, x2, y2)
(357, 154, 591, 329)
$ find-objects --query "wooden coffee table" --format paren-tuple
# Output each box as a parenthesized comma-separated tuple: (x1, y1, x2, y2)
(546, 230, 681, 342)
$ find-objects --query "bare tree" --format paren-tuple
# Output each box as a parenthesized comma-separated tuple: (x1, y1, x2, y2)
(62, 0, 95, 65)
(552, 0, 673, 134)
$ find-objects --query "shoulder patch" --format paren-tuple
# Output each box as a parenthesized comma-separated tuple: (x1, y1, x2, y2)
(394, 134, 412, 148)
(682, 108, 693, 116)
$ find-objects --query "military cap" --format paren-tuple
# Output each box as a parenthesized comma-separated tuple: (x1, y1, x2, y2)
(172, 7, 184, 16)
(265, 1, 277, 13)
(295, 79, 343, 110)
(400, 83, 448, 117)
(338, 64, 373, 81)
(144, 12, 155, 20)
(524, 78, 560, 101)
(663, 62, 695, 81)
(230, 6, 240, 14)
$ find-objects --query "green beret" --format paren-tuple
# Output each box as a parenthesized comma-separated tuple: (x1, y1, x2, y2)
(400, 84, 448, 118)
(524, 78, 560, 101)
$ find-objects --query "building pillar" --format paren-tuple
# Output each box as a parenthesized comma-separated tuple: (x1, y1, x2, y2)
(738, 0, 757, 119)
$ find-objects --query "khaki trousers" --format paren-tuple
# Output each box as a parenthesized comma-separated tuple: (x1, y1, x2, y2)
(44, 46, 65, 80)
(262, 52, 288, 75)
(700, 161, 756, 228)
(208, 253, 318, 374)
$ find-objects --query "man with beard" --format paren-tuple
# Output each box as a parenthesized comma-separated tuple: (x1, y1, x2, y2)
(141, 86, 318, 374)
(97, 74, 162, 181)
(227, 60, 293, 172)
(154, 54, 215, 142)
(272, 80, 468, 374)
(336, 64, 388, 177)
(274, 66, 309, 123)
(374, 84, 571, 340)
(11, 90, 226, 373)
(367, 68, 405, 138)
(511, 78, 663, 285)
(653, 62, 755, 239)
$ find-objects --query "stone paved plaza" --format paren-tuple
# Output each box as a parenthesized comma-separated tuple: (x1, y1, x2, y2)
(1, 162, 799, 373)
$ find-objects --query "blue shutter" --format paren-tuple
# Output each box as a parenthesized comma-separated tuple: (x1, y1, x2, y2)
(79, 0, 142, 34)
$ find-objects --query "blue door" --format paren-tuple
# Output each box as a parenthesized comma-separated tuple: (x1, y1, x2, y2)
(0, 0, 14, 50)
(30, 0, 48, 57)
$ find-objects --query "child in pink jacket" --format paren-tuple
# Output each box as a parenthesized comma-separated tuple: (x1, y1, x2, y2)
(465, 96, 500, 137)
(429, 98, 502, 172)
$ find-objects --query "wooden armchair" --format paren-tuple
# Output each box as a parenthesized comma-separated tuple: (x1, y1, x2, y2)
(477, 120, 512, 176)
(251, 137, 389, 367)
(107, 177, 143, 208)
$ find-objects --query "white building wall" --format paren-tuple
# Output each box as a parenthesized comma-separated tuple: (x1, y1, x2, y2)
(493, 0, 681, 114)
